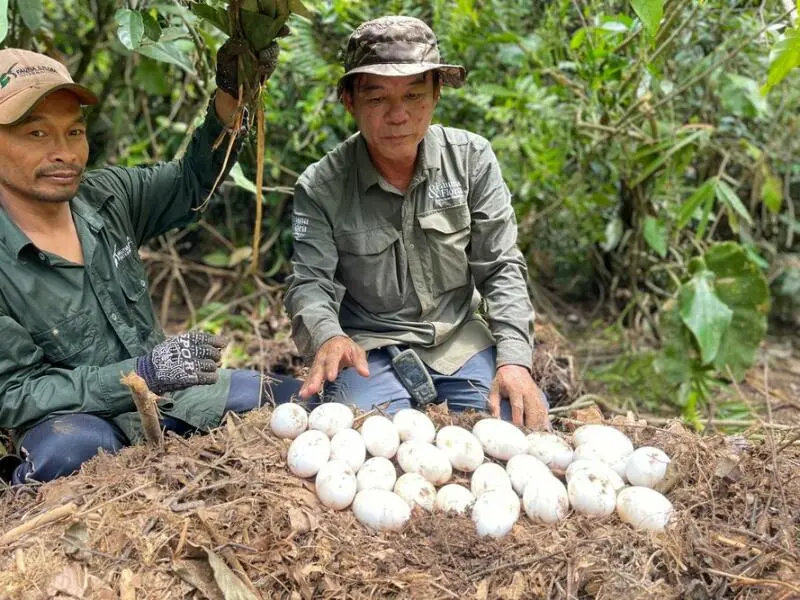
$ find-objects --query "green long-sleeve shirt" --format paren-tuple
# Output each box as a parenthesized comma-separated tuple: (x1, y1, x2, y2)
(0, 101, 242, 441)
(285, 126, 534, 375)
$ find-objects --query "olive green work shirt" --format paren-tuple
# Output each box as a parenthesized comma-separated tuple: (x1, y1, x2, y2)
(284, 125, 534, 375)
(0, 102, 242, 442)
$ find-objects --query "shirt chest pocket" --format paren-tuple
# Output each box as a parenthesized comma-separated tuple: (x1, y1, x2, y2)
(30, 310, 97, 366)
(119, 260, 148, 304)
(417, 202, 472, 296)
(335, 226, 405, 314)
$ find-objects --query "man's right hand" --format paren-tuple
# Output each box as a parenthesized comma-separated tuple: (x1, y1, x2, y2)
(299, 336, 369, 398)
(135, 332, 227, 395)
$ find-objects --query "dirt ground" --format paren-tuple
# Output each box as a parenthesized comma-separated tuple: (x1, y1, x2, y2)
(1, 396, 798, 600)
(1, 277, 798, 599)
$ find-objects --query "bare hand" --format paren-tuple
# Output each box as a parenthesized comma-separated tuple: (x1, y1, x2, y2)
(299, 336, 369, 398)
(488, 365, 549, 430)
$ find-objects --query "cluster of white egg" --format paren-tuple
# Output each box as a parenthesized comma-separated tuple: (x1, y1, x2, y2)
(271, 403, 674, 538)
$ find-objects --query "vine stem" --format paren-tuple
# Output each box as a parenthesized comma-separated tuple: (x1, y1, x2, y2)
(250, 94, 266, 275)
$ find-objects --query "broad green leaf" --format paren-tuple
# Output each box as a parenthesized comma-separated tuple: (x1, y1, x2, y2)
(705, 243, 769, 380)
(762, 27, 800, 94)
(116, 8, 145, 50)
(18, 0, 43, 32)
(135, 57, 170, 96)
(761, 172, 783, 214)
(632, 130, 705, 186)
(676, 178, 715, 229)
(230, 163, 258, 195)
(138, 40, 196, 74)
(643, 216, 667, 257)
(714, 179, 753, 226)
(189, 3, 230, 35)
(570, 28, 586, 50)
(721, 73, 769, 119)
(678, 270, 733, 365)
(0, 0, 8, 44)
(141, 10, 161, 42)
(629, 0, 663, 37)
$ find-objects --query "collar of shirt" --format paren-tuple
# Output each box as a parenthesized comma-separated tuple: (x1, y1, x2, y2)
(0, 184, 110, 260)
(356, 127, 443, 195)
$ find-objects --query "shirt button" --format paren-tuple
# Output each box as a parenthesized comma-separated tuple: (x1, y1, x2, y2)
(409, 243, 415, 249)
(38, 252, 46, 261)
(111, 313, 118, 321)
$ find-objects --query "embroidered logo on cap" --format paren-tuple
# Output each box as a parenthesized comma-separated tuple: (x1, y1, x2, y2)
(0, 63, 18, 89)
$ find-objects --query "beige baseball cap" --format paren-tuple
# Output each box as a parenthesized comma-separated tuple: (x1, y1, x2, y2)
(0, 48, 98, 126)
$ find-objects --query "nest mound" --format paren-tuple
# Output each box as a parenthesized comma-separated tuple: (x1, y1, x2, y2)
(1, 408, 798, 600)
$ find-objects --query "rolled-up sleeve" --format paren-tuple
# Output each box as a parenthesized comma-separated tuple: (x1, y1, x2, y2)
(467, 142, 534, 370)
(284, 183, 346, 358)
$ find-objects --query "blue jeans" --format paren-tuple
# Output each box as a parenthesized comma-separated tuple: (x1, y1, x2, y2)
(324, 346, 546, 419)
(10, 370, 301, 485)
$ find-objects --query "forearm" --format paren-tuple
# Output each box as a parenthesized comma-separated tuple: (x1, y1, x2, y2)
(285, 279, 345, 359)
(213, 89, 239, 128)
(0, 359, 137, 432)
(477, 255, 534, 369)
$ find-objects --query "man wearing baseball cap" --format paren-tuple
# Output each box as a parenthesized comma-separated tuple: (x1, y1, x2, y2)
(0, 45, 301, 485)
(284, 17, 549, 429)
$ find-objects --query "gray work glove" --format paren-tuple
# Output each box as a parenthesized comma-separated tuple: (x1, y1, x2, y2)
(215, 37, 281, 99)
(135, 332, 227, 395)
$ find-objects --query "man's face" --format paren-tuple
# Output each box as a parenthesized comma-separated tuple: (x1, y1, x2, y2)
(344, 72, 440, 164)
(0, 90, 89, 206)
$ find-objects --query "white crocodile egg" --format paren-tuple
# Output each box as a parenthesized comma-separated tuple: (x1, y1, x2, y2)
(470, 462, 512, 497)
(329, 428, 367, 472)
(352, 489, 411, 532)
(360, 415, 400, 459)
(522, 475, 570, 524)
(287, 430, 330, 478)
(506, 454, 552, 496)
(270, 403, 308, 439)
(435, 484, 475, 515)
(573, 442, 632, 478)
(472, 489, 520, 538)
(573, 424, 633, 453)
(435, 425, 484, 472)
(393, 408, 436, 443)
(625, 447, 671, 488)
(308, 403, 354, 438)
(396, 440, 452, 485)
(394, 473, 436, 511)
(616, 486, 673, 532)
(472, 418, 527, 460)
(567, 471, 617, 517)
(526, 432, 574, 470)
(356, 457, 397, 491)
(565, 460, 625, 492)
(315, 460, 357, 510)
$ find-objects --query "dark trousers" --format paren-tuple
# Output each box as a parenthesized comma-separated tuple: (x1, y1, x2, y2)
(10, 370, 302, 485)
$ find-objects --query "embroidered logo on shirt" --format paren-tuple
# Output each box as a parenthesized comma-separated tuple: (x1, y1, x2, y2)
(428, 181, 464, 206)
(293, 215, 309, 240)
(113, 237, 135, 268)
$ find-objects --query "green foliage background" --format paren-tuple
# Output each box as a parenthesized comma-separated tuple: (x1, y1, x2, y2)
(1, 0, 799, 418)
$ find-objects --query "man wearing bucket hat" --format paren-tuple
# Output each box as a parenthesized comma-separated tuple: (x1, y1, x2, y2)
(285, 16, 549, 429)
(0, 45, 301, 485)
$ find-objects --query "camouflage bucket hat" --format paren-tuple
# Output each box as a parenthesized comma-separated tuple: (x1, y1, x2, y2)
(337, 16, 466, 98)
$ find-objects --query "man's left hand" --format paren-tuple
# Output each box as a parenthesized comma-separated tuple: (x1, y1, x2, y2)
(488, 365, 549, 430)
